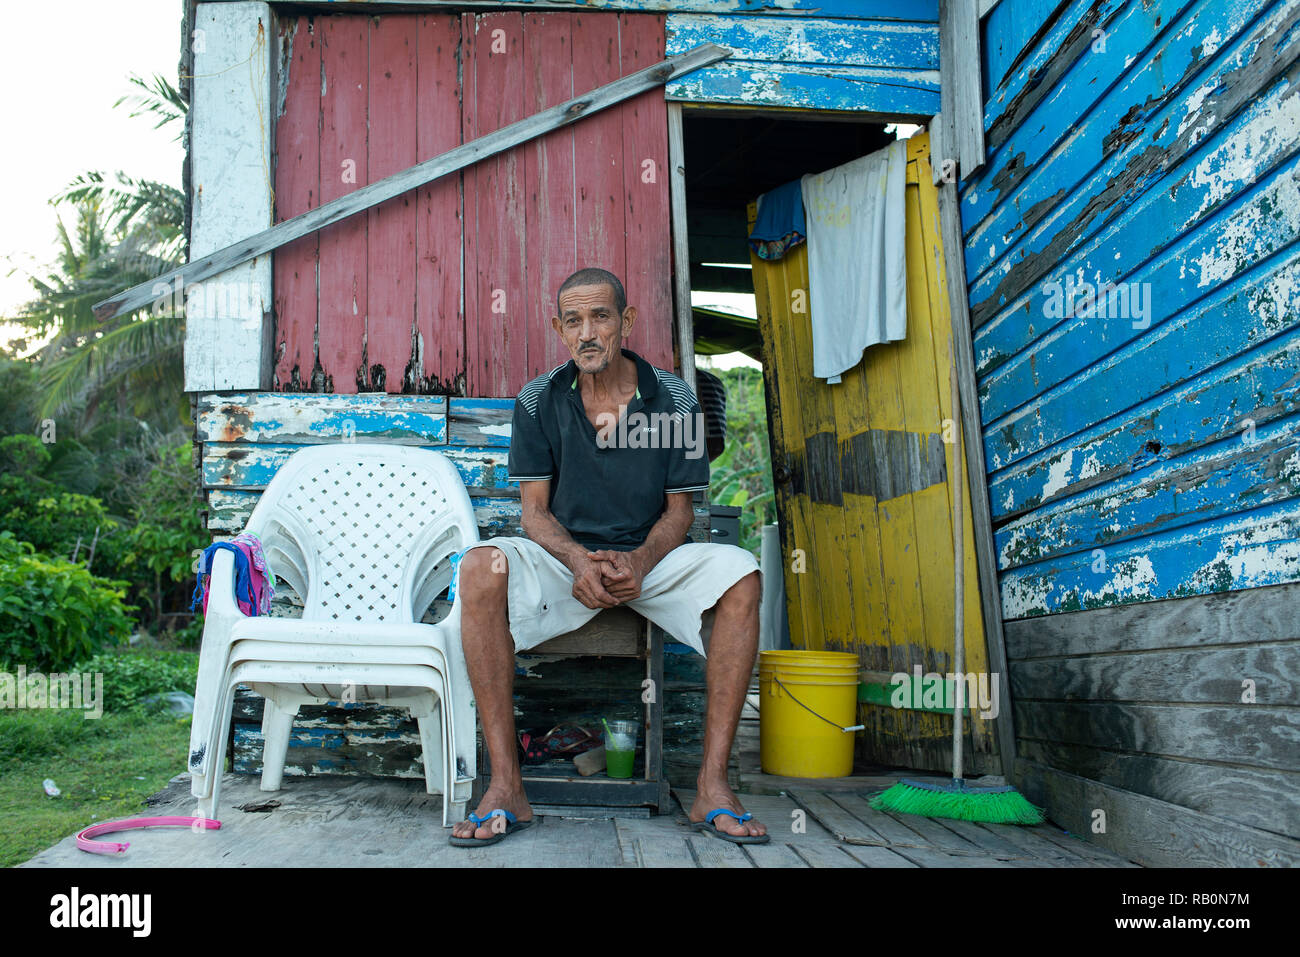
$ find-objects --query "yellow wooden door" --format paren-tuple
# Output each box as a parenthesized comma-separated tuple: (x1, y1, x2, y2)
(749, 132, 997, 773)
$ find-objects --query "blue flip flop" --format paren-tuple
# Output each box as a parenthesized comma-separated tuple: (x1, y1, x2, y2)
(449, 808, 536, 847)
(690, 808, 770, 845)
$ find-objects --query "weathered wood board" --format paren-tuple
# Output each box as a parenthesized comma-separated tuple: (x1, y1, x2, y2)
(962, 0, 1300, 614)
(268, 10, 677, 399)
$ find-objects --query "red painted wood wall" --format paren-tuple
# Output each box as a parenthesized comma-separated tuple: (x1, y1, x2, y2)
(272, 11, 673, 398)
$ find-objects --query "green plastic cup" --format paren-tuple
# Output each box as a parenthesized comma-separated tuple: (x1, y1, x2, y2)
(604, 720, 638, 778)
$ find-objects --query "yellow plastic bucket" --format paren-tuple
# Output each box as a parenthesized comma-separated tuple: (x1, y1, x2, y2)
(758, 650, 860, 778)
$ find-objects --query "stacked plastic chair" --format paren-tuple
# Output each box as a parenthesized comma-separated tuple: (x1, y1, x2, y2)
(188, 444, 480, 826)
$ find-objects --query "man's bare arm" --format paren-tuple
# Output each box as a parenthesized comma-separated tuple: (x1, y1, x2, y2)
(630, 491, 696, 578)
(519, 479, 617, 608)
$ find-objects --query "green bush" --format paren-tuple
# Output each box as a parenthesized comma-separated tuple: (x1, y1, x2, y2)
(76, 649, 198, 716)
(0, 434, 125, 575)
(118, 441, 209, 637)
(709, 366, 777, 555)
(0, 531, 136, 671)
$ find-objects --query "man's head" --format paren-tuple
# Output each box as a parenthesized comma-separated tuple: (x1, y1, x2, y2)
(552, 267, 636, 375)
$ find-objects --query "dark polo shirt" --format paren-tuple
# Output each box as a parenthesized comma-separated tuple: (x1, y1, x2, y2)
(507, 348, 710, 551)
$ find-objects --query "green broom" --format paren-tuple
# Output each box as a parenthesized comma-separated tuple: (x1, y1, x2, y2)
(871, 345, 1044, 826)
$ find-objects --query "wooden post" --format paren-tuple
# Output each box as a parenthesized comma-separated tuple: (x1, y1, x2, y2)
(666, 102, 697, 399)
(183, 0, 275, 393)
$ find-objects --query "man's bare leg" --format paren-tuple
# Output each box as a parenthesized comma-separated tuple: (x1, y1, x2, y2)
(690, 570, 766, 839)
(450, 546, 533, 841)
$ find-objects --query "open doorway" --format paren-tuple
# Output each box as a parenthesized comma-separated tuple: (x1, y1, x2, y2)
(679, 111, 998, 774)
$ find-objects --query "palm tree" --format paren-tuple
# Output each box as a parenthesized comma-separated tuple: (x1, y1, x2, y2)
(7, 73, 187, 430)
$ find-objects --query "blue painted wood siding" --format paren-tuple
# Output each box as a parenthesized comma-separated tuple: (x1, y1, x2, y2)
(195, 393, 524, 538)
(960, 0, 1300, 618)
(195, 391, 711, 539)
(664, 9, 939, 114)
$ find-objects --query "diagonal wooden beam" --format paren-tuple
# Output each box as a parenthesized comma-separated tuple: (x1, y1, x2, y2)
(94, 42, 731, 321)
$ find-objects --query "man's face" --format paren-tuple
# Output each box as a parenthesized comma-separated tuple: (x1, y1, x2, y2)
(553, 283, 633, 375)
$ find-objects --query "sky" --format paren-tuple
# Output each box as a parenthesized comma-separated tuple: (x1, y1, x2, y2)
(0, 0, 185, 337)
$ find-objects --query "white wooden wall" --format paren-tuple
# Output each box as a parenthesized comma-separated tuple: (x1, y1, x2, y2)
(185, 1, 275, 392)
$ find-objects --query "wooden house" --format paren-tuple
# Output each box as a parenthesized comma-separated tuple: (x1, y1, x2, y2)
(131, 0, 1297, 866)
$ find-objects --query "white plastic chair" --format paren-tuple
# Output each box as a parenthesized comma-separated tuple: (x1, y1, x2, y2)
(188, 444, 479, 826)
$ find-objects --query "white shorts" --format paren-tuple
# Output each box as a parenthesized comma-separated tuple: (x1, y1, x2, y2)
(460, 537, 761, 657)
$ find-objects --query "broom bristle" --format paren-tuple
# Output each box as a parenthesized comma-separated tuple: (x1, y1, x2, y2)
(871, 781, 1046, 825)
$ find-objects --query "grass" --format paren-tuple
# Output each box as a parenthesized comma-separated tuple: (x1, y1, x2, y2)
(0, 649, 198, 868)
(0, 708, 193, 867)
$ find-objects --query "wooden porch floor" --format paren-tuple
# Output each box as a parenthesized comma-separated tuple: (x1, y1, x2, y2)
(20, 684, 1138, 868)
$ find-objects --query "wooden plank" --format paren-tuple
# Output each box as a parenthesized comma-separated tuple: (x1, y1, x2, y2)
(1015, 757, 1299, 867)
(620, 13, 674, 372)
(464, 10, 528, 397)
(195, 391, 447, 444)
(1015, 701, 1300, 773)
(1009, 644, 1300, 705)
(790, 843, 867, 868)
(201, 443, 506, 491)
(96, 41, 731, 321)
(742, 841, 809, 867)
(414, 12, 466, 395)
(1025, 826, 1125, 867)
(825, 791, 943, 848)
(1018, 738, 1300, 840)
(891, 845, 1015, 867)
(980, 0, 1127, 153)
(232, 726, 424, 779)
(860, 170, 937, 765)
(316, 14, 369, 396)
(664, 62, 939, 116)
(667, 101, 695, 393)
(972, 141, 1300, 415)
(787, 789, 890, 846)
(571, 10, 627, 365)
(965, 0, 1287, 289)
(614, 818, 697, 868)
(973, 820, 1095, 864)
(448, 398, 513, 447)
(272, 15, 321, 393)
(939, 0, 984, 176)
(272, 1, 939, 19)
(993, 321, 1300, 522)
(521, 11, 576, 381)
(183, 1, 274, 393)
(970, 0, 1184, 233)
(979, 0, 1056, 92)
(687, 834, 754, 867)
(870, 808, 986, 856)
(988, 255, 1300, 519)
(648, 623, 668, 811)
(665, 13, 938, 69)
(531, 607, 644, 656)
(975, 154, 1300, 468)
(747, 200, 812, 655)
(1001, 498, 1300, 619)
(931, 816, 1034, 859)
(363, 14, 419, 393)
(936, 178, 1019, 773)
(204, 486, 519, 537)
(838, 843, 920, 867)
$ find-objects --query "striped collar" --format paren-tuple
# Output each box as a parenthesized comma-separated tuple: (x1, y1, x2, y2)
(563, 348, 654, 401)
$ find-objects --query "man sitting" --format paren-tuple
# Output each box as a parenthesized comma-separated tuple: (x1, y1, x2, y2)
(450, 267, 767, 846)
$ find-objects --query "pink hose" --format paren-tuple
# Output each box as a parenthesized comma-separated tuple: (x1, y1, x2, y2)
(76, 816, 222, 855)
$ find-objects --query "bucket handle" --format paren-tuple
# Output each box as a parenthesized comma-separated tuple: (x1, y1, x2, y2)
(771, 675, 864, 733)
